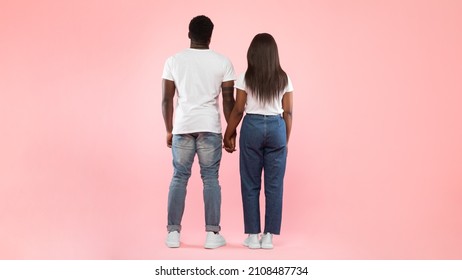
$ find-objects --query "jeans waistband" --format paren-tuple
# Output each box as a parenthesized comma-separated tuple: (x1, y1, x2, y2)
(245, 113, 282, 118)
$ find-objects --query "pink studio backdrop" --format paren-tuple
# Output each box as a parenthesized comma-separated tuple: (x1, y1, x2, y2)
(1, 0, 461, 259)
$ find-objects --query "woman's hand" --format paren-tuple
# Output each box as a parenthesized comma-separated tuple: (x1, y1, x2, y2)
(223, 132, 237, 153)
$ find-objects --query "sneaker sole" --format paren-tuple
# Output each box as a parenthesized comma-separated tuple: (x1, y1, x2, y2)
(165, 241, 180, 248)
(204, 242, 226, 249)
(247, 244, 261, 249)
(261, 244, 273, 249)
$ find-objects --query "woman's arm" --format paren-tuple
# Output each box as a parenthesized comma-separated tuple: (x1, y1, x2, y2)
(282, 91, 293, 144)
(223, 89, 247, 153)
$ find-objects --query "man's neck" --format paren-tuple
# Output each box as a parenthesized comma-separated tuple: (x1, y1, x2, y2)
(190, 41, 210, 49)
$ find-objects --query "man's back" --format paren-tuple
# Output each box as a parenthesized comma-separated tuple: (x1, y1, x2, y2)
(162, 48, 235, 134)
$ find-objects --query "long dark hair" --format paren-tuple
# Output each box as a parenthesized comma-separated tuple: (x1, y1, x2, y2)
(245, 33, 288, 104)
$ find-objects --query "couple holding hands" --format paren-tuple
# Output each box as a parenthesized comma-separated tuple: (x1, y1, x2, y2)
(162, 15, 293, 250)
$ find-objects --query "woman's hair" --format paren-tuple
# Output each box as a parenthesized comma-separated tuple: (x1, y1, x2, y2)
(189, 15, 214, 44)
(245, 33, 288, 104)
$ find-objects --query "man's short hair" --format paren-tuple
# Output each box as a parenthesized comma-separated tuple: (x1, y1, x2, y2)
(189, 15, 214, 44)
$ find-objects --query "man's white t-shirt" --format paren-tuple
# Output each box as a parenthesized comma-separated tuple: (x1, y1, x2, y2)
(235, 73, 294, 115)
(162, 49, 236, 134)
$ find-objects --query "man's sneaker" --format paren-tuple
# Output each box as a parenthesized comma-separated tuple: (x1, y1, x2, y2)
(243, 234, 261, 249)
(204, 232, 226, 249)
(261, 233, 273, 249)
(165, 231, 180, 248)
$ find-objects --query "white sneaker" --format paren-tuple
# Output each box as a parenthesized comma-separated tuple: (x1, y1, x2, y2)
(165, 231, 180, 248)
(204, 232, 226, 249)
(243, 234, 261, 249)
(261, 233, 273, 249)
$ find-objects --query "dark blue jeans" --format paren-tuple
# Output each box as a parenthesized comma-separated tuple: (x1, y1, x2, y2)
(239, 114, 287, 235)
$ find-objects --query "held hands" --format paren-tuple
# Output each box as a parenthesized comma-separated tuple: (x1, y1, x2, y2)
(223, 131, 237, 153)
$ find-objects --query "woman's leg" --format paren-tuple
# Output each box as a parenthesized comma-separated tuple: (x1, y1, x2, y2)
(263, 116, 287, 235)
(240, 115, 264, 234)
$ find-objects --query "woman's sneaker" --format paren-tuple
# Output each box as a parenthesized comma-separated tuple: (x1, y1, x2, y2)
(165, 231, 180, 248)
(261, 233, 273, 249)
(243, 234, 261, 249)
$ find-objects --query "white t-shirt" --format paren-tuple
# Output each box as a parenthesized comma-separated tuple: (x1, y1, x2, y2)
(235, 73, 294, 115)
(162, 49, 235, 134)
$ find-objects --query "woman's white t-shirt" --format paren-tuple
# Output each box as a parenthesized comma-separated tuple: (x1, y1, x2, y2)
(235, 73, 293, 115)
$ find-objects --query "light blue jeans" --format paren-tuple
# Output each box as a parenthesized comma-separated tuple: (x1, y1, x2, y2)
(167, 132, 222, 233)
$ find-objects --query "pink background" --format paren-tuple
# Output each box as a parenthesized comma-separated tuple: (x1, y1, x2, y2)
(1, 0, 462, 259)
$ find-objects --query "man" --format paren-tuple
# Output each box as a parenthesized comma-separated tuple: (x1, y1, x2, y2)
(161, 15, 235, 249)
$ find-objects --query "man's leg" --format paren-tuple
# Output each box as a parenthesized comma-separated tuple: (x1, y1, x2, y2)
(167, 134, 196, 233)
(197, 132, 226, 249)
(196, 132, 223, 233)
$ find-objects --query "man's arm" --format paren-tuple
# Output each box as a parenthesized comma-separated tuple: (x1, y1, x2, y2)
(221, 80, 235, 123)
(162, 79, 176, 148)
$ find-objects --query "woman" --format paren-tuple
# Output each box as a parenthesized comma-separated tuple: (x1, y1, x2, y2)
(223, 33, 293, 249)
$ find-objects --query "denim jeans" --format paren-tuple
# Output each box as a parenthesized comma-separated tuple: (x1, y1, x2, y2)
(239, 114, 287, 235)
(167, 132, 222, 233)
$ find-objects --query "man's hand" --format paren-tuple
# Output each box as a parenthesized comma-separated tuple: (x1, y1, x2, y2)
(166, 132, 173, 148)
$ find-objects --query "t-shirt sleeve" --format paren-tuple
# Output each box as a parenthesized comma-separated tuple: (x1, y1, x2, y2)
(235, 73, 246, 90)
(222, 59, 236, 82)
(285, 75, 294, 92)
(162, 57, 174, 81)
